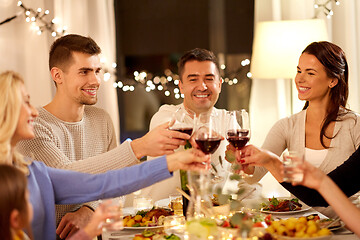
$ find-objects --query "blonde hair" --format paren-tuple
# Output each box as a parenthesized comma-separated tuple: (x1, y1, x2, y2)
(0, 71, 30, 174)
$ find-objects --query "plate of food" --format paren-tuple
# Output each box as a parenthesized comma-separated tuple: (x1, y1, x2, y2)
(260, 197, 311, 214)
(132, 229, 181, 240)
(123, 207, 174, 229)
(267, 217, 332, 240)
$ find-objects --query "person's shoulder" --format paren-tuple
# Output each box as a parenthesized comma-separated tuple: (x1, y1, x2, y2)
(150, 104, 181, 129)
(32, 107, 58, 130)
(157, 104, 181, 113)
(152, 104, 181, 118)
(28, 159, 47, 172)
(337, 108, 360, 126)
(272, 110, 305, 128)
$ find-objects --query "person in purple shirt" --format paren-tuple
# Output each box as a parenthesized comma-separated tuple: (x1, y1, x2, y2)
(0, 70, 209, 240)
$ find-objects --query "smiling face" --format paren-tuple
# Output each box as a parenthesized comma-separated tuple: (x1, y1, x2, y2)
(57, 51, 102, 106)
(11, 84, 38, 146)
(295, 53, 338, 105)
(179, 60, 222, 115)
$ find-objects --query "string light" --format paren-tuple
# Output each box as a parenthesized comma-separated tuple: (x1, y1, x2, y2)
(314, 0, 340, 18)
(113, 57, 251, 99)
(15, 1, 67, 37)
(0, 2, 251, 100)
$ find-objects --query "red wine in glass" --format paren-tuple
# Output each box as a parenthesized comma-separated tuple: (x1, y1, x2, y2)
(195, 138, 222, 154)
(226, 129, 250, 150)
(171, 127, 193, 136)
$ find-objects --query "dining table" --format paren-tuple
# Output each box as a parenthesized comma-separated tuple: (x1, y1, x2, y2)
(101, 204, 360, 240)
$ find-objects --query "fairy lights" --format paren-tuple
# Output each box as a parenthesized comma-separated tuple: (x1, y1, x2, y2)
(114, 58, 251, 99)
(314, 0, 340, 19)
(0, 2, 252, 99)
(15, 1, 67, 37)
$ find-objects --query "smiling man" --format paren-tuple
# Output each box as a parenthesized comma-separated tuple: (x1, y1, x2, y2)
(133, 48, 261, 202)
(17, 34, 189, 240)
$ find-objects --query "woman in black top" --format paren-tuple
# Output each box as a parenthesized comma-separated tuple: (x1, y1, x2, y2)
(240, 144, 360, 236)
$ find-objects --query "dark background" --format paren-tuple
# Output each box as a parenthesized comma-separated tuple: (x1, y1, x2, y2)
(114, 0, 254, 141)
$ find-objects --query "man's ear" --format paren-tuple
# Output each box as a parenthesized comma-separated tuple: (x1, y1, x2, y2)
(9, 209, 22, 230)
(178, 80, 183, 94)
(218, 77, 223, 92)
(50, 67, 64, 85)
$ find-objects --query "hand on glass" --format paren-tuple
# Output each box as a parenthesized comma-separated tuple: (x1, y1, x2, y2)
(240, 145, 284, 182)
(82, 200, 116, 238)
(290, 161, 325, 190)
(131, 122, 191, 159)
(166, 148, 211, 172)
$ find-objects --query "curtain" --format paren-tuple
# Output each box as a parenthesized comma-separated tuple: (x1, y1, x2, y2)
(0, 0, 120, 140)
(0, 0, 53, 107)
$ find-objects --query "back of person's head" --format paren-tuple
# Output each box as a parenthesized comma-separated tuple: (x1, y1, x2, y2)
(49, 34, 101, 72)
(302, 41, 348, 108)
(0, 164, 28, 240)
(0, 71, 29, 174)
(177, 48, 220, 80)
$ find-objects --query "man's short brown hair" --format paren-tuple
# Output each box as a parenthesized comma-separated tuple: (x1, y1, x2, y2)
(49, 34, 101, 71)
(177, 48, 220, 80)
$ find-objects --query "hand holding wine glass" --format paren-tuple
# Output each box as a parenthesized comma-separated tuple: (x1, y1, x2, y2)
(226, 109, 253, 178)
(169, 106, 195, 138)
(193, 111, 224, 182)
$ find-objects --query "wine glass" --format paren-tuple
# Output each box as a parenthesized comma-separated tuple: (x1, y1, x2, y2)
(169, 106, 195, 139)
(193, 111, 223, 183)
(226, 109, 252, 178)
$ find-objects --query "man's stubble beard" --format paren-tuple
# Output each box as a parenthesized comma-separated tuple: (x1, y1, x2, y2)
(79, 96, 98, 105)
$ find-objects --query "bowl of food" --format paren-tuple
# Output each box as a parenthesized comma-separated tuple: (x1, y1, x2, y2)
(266, 217, 332, 240)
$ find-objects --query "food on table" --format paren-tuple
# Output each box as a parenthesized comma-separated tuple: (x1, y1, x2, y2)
(261, 197, 302, 212)
(124, 208, 174, 227)
(186, 218, 218, 239)
(266, 217, 331, 238)
(218, 212, 272, 229)
(132, 229, 180, 240)
(211, 194, 233, 206)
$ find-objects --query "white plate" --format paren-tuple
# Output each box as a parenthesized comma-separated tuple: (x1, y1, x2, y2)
(260, 198, 311, 214)
(320, 220, 345, 231)
(260, 206, 311, 214)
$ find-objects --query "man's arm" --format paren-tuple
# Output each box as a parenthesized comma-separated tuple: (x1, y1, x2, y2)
(17, 123, 139, 174)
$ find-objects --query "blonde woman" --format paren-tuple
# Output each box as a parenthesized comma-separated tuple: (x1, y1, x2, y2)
(0, 71, 209, 240)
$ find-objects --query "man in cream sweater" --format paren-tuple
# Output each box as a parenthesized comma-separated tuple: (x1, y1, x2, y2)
(17, 34, 188, 239)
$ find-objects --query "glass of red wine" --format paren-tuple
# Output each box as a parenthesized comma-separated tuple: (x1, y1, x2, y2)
(194, 111, 223, 182)
(226, 109, 252, 178)
(169, 106, 195, 138)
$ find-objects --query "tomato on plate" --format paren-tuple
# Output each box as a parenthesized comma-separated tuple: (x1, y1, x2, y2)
(265, 214, 272, 225)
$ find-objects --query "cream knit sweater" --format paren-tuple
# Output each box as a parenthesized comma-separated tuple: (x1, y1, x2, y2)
(17, 106, 139, 225)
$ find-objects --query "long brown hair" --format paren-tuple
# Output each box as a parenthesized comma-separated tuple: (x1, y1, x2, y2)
(302, 41, 349, 148)
(0, 164, 29, 240)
